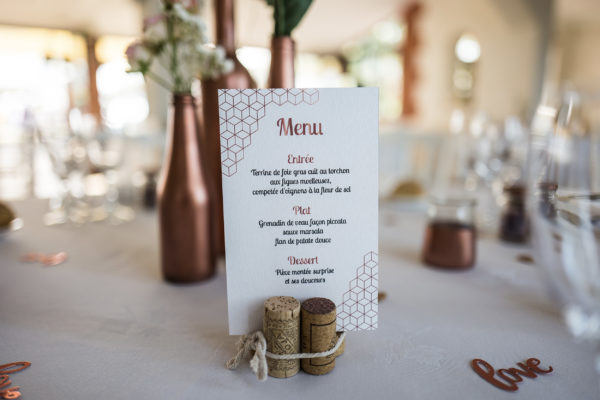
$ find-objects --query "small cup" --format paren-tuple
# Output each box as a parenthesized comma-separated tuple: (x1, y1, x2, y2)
(422, 197, 477, 269)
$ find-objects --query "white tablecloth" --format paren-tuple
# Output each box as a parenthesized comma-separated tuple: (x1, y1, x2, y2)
(0, 200, 597, 399)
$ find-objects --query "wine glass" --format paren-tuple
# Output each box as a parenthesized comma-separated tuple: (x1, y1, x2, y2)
(530, 90, 600, 375)
(86, 127, 134, 224)
(37, 128, 90, 225)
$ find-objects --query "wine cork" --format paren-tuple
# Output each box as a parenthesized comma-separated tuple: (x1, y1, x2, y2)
(301, 297, 337, 375)
(263, 296, 300, 378)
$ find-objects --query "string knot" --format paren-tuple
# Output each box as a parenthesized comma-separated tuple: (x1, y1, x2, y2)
(226, 331, 346, 381)
(225, 331, 268, 381)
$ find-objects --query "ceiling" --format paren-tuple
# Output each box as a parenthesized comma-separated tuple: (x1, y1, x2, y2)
(0, 0, 142, 36)
(556, 0, 600, 29)
(0, 0, 598, 52)
(0, 0, 409, 53)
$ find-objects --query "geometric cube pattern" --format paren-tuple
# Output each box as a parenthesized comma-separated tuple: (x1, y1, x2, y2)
(337, 251, 378, 331)
(218, 88, 320, 177)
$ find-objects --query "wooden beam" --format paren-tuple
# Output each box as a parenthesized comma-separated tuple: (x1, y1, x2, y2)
(401, 2, 422, 118)
(85, 34, 101, 122)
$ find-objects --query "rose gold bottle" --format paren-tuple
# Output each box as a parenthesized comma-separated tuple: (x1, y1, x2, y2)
(201, 0, 256, 257)
(268, 36, 295, 88)
(214, 0, 256, 89)
(158, 94, 214, 282)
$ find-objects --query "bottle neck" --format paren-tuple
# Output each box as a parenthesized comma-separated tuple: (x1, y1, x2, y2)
(216, 0, 236, 55)
(170, 94, 199, 147)
(269, 37, 295, 88)
(172, 93, 195, 106)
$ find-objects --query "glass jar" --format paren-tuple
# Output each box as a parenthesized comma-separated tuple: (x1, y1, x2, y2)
(422, 197, 477, 269)
(499, 184, 528, 243)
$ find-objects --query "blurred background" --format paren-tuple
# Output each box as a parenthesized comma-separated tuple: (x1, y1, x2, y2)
(0, 0, 598, 226)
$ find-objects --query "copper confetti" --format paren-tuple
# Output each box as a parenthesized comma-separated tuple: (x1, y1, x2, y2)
(21, 252, 67, 266)
(40, 252, 68, 266)
(0, 387, 21, 399)
(20, 253, 41, 263)
(0, 362, 31, 400)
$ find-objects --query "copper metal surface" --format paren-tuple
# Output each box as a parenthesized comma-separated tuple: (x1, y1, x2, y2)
(21, 252, 67, 266)
(200, 0, 256, 256)
(422, 222, 476, 269)
(158, 94, 215, 283)
(40, 252, 68, 266)
(0, 362, 31, 400)
(268, 36, 295, 89)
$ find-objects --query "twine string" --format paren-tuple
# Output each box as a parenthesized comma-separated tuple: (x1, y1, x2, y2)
(225, 331, 346, 381)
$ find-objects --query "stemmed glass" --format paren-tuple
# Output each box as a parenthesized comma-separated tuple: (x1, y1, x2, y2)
(86, 127, 134, 224)
(38, 128, 90, 225)
(530, 90, 600, 375)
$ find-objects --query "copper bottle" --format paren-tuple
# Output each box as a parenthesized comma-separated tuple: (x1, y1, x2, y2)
(269, 36, 295, 88)
(158, 94, 215, 283)
(201, 0, 256, 257)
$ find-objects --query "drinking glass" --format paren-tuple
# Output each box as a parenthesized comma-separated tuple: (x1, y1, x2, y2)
(38, 128, 90, 225)
(422, 197, 477, 270)
(86, 127, 134, 224)
(530, 90, 600, 375)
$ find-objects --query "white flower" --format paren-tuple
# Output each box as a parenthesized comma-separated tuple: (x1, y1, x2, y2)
(127, 1, 232, 92)
(125, 41, 152, 73)
(200, 45, 234, 79)
(223, 59, 234, 74)
(176, 42, 201, 86)
(172, 3, 208, 43)
(143, 14, 168, 46)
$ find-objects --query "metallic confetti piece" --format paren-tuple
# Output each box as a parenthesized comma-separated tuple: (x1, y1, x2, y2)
(0, 361, 31, 399)
(20, 253, 41, 263)
(40, 252, 68, 266)
(0, 387, 21, 399)
(21, 252, 67, 266)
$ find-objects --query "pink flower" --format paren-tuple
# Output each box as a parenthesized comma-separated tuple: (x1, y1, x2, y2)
(180, 0, 199, 12)
(163, 0, 200, 13)
(143, 14, 167, 31)
(143, 14, 168, 45)
(125, 41, 152, 73)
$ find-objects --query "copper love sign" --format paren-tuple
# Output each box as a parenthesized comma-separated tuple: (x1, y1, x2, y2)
(0, 362, 31, 399)
(471, 358, 553, 392)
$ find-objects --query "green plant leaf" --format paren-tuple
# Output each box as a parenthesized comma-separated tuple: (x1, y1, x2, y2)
(283, 0, 312, 36)
(275, 0, 286, 36)
(265, 0, 313, 37)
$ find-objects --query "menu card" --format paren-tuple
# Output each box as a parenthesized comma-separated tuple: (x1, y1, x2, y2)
(219, 88, 378, 334)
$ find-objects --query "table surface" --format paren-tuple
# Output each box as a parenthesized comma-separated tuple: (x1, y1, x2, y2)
(0, 200, 597, 399)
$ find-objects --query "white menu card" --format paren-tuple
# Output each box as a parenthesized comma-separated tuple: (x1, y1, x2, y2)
(219, 88, 378, 334)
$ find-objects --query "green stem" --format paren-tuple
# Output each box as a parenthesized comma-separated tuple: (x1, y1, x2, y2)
(167, 13, 183, 93)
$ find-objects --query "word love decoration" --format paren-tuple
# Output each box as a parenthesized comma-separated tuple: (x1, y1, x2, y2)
(471, 358, 553, 392)
(0, 362, 31, 399)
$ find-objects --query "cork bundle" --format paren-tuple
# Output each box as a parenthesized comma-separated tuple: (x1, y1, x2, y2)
(263, 296, 344, 378)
